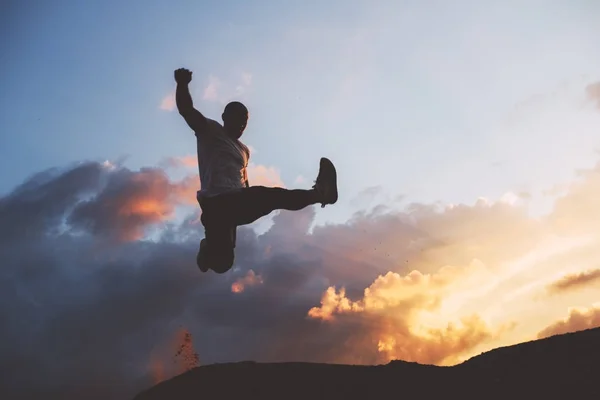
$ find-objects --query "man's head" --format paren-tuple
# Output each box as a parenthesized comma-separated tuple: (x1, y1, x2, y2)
(222, 101, 249, 139)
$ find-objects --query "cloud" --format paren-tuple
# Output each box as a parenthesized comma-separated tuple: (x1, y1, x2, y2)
(547, 269, 600, 294)
(247, 163, 285, 187)
(68, 167, 198, 242)
(537, 304, 600, 339)
(349, 186, 383, 208)
(307, 265, 504, 366)
(548, 161, 600, 236)
(6, 155, 600, 398)
(203, 75, 221, 102)
(294, 175, 306, 185)
(586, 81, 600, 109)
(241, 72, 253, 86)
(542, 183, 570, 197)
(202, 72, 253, 104)
(161, 155, 198, 169)
(232, 269, 263, 293)
(159, 91, 176, 111)
(234, 72, 253, 97)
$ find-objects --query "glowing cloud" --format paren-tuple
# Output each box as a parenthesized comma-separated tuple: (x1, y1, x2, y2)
(307, 264, 504, 365)
(231, 270, 263, 293)
(159, 91, 176, 111)
(67, 166, 198, 242)
(538, 304, 600, 339)
(163, 155, 198, 169)
(586, 81, 600, 109)
(247, 164, 285, 188)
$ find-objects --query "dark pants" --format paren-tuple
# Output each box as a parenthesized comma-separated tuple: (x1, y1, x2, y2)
(198, 186, 318, 273)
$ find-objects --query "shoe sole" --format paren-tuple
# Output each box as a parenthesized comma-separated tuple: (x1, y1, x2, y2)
(320, 157, 338, 206)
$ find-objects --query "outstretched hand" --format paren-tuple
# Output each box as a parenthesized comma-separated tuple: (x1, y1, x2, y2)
(174, 68, 193, 84)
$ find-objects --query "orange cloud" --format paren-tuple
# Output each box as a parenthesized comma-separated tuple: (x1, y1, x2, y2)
(172, 174, 200, 205)
(537, 304, 600, 339)
(69, 167, 200, 242)
(294, 175, 306, 185)
(586, 81, 600, 109)
(547, 269, 600, 294)
(247, 164, 285, 188)
(307, 265, 505, 366)
(163, 155, 198, 169)
(549, 161, 600, 236)
(115, 172, 198, 239)
(159, 91, 176, 111)
(375, 315, 494, 366)
(231, 269, 263, 293)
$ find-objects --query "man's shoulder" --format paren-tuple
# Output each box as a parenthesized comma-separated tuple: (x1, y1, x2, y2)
(205, 118, 225, 132)
(206, 118, 223, 127)
(195, 118, 225, 138)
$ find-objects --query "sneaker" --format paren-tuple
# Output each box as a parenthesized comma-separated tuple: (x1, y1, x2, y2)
(312, 157, 338, 208)
(196, 238, 236, 273)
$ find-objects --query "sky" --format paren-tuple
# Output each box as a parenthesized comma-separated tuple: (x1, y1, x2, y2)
(2, 0, 600, 399)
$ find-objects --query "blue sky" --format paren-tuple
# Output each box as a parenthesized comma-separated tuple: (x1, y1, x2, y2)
(2, 0, 600, 224)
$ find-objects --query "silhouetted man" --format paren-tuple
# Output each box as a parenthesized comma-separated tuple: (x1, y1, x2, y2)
(174, 68, 338, 274)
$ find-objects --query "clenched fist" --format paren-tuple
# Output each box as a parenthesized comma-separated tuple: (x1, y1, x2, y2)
(174, 68, 192, 84)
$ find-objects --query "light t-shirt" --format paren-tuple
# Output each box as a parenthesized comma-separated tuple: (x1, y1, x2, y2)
(195, 118, 249, 199)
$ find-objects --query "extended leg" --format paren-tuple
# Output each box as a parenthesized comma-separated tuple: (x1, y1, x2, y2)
(227, 186, 319, 226)
(206, 157, 338, 226)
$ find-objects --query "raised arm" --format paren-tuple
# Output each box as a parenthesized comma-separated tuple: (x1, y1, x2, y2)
(174, 68, 208, 133)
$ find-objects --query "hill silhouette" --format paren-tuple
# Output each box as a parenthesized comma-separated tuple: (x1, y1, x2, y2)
(133, 327, 598, 400)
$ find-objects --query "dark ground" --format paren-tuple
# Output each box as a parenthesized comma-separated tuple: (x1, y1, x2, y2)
(134, 327, 599, 400)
